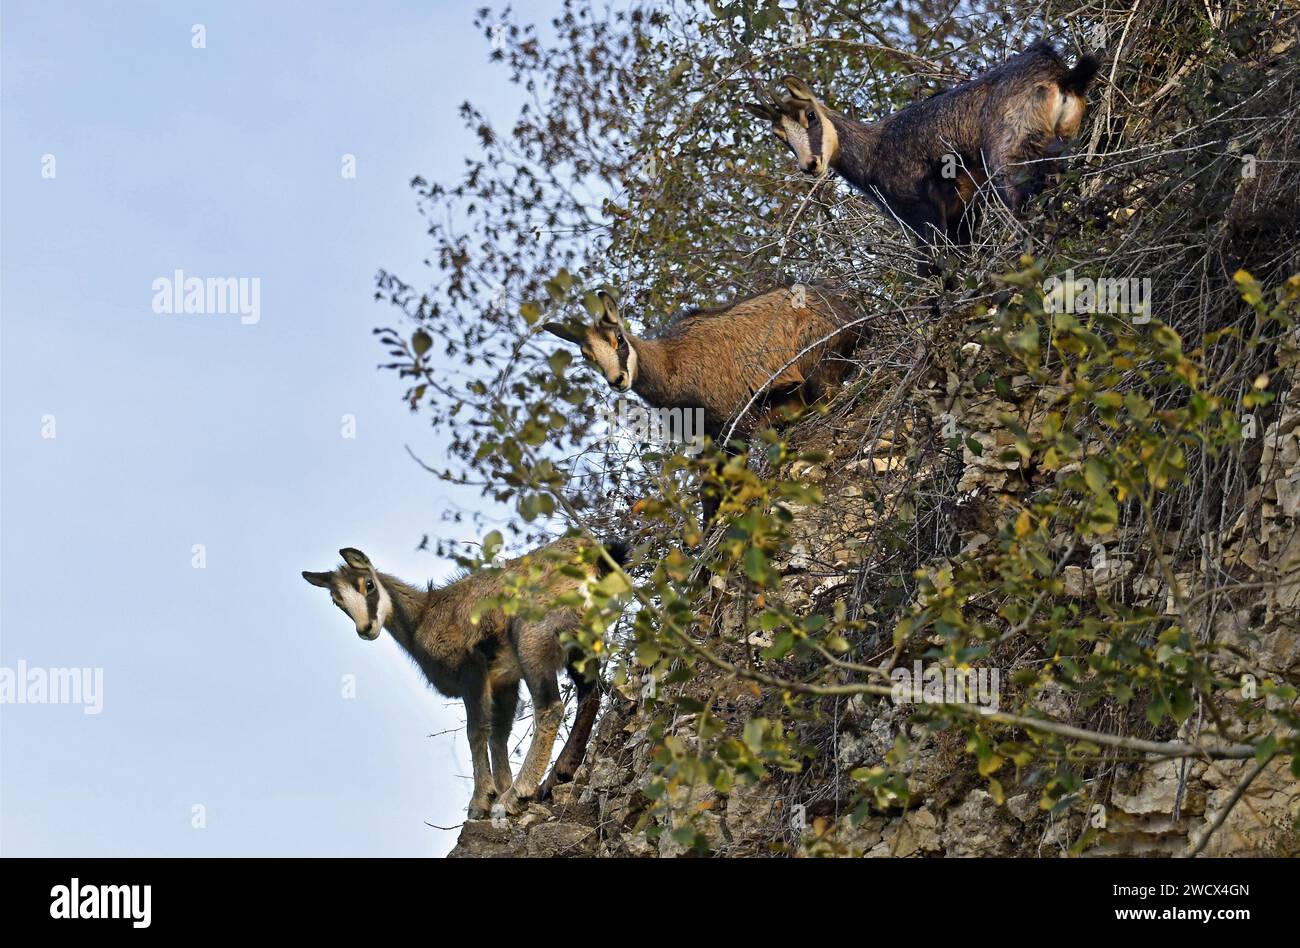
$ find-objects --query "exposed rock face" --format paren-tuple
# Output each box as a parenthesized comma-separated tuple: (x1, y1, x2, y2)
(1198, 758, 1300, 857)
(449, 342, 1300, 860)
(449, 815, 599, 858)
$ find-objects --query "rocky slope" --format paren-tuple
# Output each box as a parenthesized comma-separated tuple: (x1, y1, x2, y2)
(450, 327, 1300, 858)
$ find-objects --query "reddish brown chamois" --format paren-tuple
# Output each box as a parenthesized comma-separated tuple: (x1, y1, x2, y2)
(544, 285, 861, 521)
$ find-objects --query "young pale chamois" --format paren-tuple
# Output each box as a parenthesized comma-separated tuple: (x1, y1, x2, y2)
(543, 285, 861, 520)
(302, 537, 627, 818)
(746, 42, 1099, 252)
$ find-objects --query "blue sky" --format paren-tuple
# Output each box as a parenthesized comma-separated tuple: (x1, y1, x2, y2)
(1, 0, 553, 856)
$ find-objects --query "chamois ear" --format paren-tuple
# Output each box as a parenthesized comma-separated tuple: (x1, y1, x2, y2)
(743, 101, 781, 123)
(542, 321, 583, 344)
(302, 570, 332, 588)
(595, 289, 623, 328)
(782, 75, 817, 103)
(339, 548, 372, 570)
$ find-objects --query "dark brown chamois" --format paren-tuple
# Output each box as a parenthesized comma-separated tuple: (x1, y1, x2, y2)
(747, 42, 1099, 255)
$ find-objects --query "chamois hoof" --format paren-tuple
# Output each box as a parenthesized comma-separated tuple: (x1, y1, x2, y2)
(467, 800, 493, 821)
(537, 770, 571, 801)
(495, 787, 530, 816)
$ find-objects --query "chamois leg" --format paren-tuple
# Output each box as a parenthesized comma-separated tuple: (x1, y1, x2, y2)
(495, 678, 563, 815)
(462, 676, 497, 819)
(988, 148, 1033, 221)
(495, 616, 568, 816)
(905, 206, 950, 315)
(948, 204, 978, 247)
(538, 663, 601, 801)
(489, 683, 519, 795)
(913, 238, 945, 318)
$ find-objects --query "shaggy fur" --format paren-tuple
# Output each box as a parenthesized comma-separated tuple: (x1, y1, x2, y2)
(303, 537, 628, 818)
(545, 285, 863, 521)
(747, 42, 1099, 250)
(545, 285, 861, 441)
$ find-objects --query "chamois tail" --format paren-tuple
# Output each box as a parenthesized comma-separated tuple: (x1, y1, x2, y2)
(595, 539, 630, 573)
(1060, 54, 1100, 95)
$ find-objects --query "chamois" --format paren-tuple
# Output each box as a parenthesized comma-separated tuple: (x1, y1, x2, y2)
(545, 285, 859, 439)
(746, 41, 1099, 251)
(302, 538, 627, 818)
(543, 285, 860, 520)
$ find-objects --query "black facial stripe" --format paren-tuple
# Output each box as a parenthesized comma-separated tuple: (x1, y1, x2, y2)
(365, 579, 380, 622)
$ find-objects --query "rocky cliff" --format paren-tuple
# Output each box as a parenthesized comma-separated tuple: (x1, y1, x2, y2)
(440, 13, 1300, 859)
(450, 318, 1300, 858)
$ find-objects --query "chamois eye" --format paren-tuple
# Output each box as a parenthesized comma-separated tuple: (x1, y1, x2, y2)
(365, 579, 375, 593)
(806, 111, 817, 125)
(615, 331, 626, 347)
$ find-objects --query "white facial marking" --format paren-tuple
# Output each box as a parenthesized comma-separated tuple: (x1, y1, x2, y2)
(623, 345, 638, 388)
(591, 338, 621, 385)
(337, 583, 369, 631)
(373, 579, 393, 632)
(779, 102, 837, 174)
(781, 114, 813, 169)
(819, 111, 839, 168)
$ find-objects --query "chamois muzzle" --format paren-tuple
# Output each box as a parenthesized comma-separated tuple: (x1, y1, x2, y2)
(357, 624, 380, 641)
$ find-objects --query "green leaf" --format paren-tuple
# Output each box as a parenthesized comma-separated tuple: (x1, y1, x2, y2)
(1083, 457, 1109, 496)
(762, 631, 795, 661)
(547, 349, 572, 375)
(743, 546, 770, 584)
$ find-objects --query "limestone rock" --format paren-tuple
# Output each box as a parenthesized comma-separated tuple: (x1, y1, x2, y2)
(448, 819, 526, 858)
(1111, 759, 1203, 816)
(942, 789, 1016, 856)
(867, 808, 941, 857)
(527, 821, 598, 857)
(1195, 757, 1300, 857)
(724, 780, 781, 842)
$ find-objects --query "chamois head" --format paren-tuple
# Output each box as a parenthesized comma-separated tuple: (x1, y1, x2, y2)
(744, 76, 840, 175)
(543, 289, 638, 392)
(302, 548, 393, 640)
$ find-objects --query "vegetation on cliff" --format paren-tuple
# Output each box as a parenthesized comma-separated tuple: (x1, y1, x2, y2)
(377, 0, 1300, 855)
